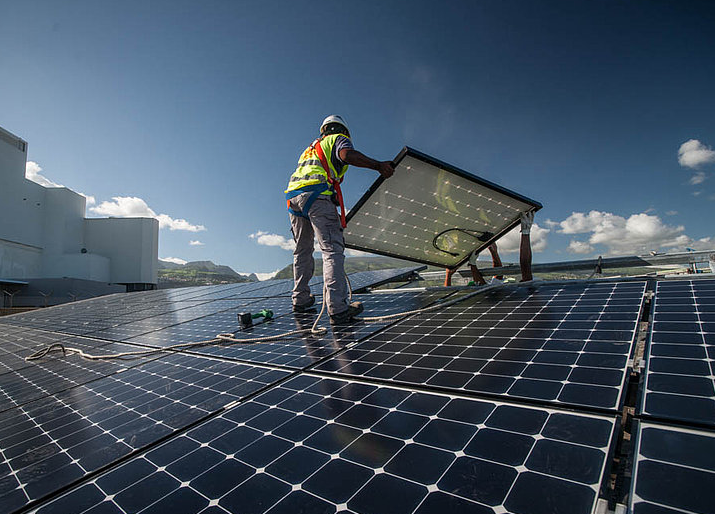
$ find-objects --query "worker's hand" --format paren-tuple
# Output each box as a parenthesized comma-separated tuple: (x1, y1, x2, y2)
(377, 161, 395, 178)
(468, 250, 479, 266)
(520, 211, 534, 235)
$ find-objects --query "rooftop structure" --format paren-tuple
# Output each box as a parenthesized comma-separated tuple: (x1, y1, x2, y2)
(0, 268, 712, 514)
(0, 126, 158, 299)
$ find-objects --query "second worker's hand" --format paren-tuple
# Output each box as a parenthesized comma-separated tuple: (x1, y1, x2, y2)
(377, 161, 395, 178)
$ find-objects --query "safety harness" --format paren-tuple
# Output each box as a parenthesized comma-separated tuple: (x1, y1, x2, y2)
(285, 137, 348, 228)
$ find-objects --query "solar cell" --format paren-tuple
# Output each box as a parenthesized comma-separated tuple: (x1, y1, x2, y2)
(344, 147, 541, 268)
(315, 281, 646, 411)
(640, 279, 715, 426)
(630, 421, 715, 514)
(0, 353, 289, 513)
(33, 375, 617, 514)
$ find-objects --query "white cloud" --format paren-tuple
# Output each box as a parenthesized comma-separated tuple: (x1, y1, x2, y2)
(678, 139, 715, 169)
(544, 219, 560, 228)
(558, 210, 711, 255)
(25, 161, 63, 187)
(189, 240, 204, 246)
(80, 194, 96, 206)
(567, 240, 594, 254)
(559, 211, 624, 235)
(26, 161, 96, 206)
(249, 231, 296, 251)
(689, 172, 707, 185)
(494, 223, 549, 254)
(90, 196, 206, 232)
(665, 210, 678, 216)
(692, 191, 702, 197)
(160, 257, 187, 265)
(238, 269, 280, 281)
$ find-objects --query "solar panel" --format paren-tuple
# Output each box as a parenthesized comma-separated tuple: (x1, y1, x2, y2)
(34, 375, 618, 514)
(344, 147, 542, 268)
(315, 280, 646, 411)
(630, 421, 715, 514)
(639, 279, 715, 426)
(0, 353, 289, 512)
(128, 291, 450, 370)
(82, 299, 256, 342)
(346, 266, 426, 293)
(0, 324, 76, 374)
(2, 299, 223, 335)
(0, 338, 167, 411)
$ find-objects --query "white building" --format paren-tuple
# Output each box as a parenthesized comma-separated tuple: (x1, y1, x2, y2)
(0, 126, 158, 292)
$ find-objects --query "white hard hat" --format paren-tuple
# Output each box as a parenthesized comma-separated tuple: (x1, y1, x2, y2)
(320, 115, 349, 134)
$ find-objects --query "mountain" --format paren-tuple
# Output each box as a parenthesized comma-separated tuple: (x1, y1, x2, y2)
(274, 256, 422, 279)
(158, 259, 258, 288)
(157, 260, 184, 270)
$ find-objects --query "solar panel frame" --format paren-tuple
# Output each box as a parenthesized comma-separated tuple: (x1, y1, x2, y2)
(313, 280, 647, 414)
(31, 374, 620, 514)
(127, 291, 451, 370)
(638, 278, 715, 427)
(0, 352, 291, 513)
(344, 147, 542, 269)
(629, 421, 715, 514)
(7, 273, 691, 514)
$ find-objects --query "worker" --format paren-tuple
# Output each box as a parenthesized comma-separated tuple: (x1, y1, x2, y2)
(444, 211, 535, 285)
(285, 115, 395, 324)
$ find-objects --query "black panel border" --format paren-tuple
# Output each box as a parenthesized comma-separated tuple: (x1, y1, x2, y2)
(345, 146, 543, 269)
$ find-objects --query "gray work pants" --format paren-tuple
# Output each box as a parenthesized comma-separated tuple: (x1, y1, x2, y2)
(289, 193, 348, 315)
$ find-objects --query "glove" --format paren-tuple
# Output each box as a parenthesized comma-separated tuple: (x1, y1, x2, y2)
(468, 250, 479, 266)
(520, 211, 534, 235)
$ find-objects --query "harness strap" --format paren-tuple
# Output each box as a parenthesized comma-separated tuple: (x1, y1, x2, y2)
(285, 183, 330, 219)
(312, 138, 347, 228)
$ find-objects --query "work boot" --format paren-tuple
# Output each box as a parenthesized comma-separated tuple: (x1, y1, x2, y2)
(329, 301, 364, 325)
(293, 295, 316, 313)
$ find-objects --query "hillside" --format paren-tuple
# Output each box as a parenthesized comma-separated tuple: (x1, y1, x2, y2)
(158, 260, 258, 288)
(274, 256, 422, 279)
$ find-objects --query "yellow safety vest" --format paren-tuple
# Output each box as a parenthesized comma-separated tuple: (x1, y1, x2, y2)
(285, 133, 350, 195)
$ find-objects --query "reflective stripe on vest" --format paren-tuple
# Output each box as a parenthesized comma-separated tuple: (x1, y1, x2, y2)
(285, 133, 349, 194)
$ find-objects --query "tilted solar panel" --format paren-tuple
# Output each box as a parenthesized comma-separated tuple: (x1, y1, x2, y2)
(344, 147, 541, 268)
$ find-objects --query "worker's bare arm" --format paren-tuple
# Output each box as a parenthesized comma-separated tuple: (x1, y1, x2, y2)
(339, 149, 394, 178)
(519, 212, 534, 282)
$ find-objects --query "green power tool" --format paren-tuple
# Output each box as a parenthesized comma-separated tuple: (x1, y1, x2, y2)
(238, 309, 274, 330)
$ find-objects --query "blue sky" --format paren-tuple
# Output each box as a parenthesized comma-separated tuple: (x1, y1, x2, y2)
(1, 1, 713, 277)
